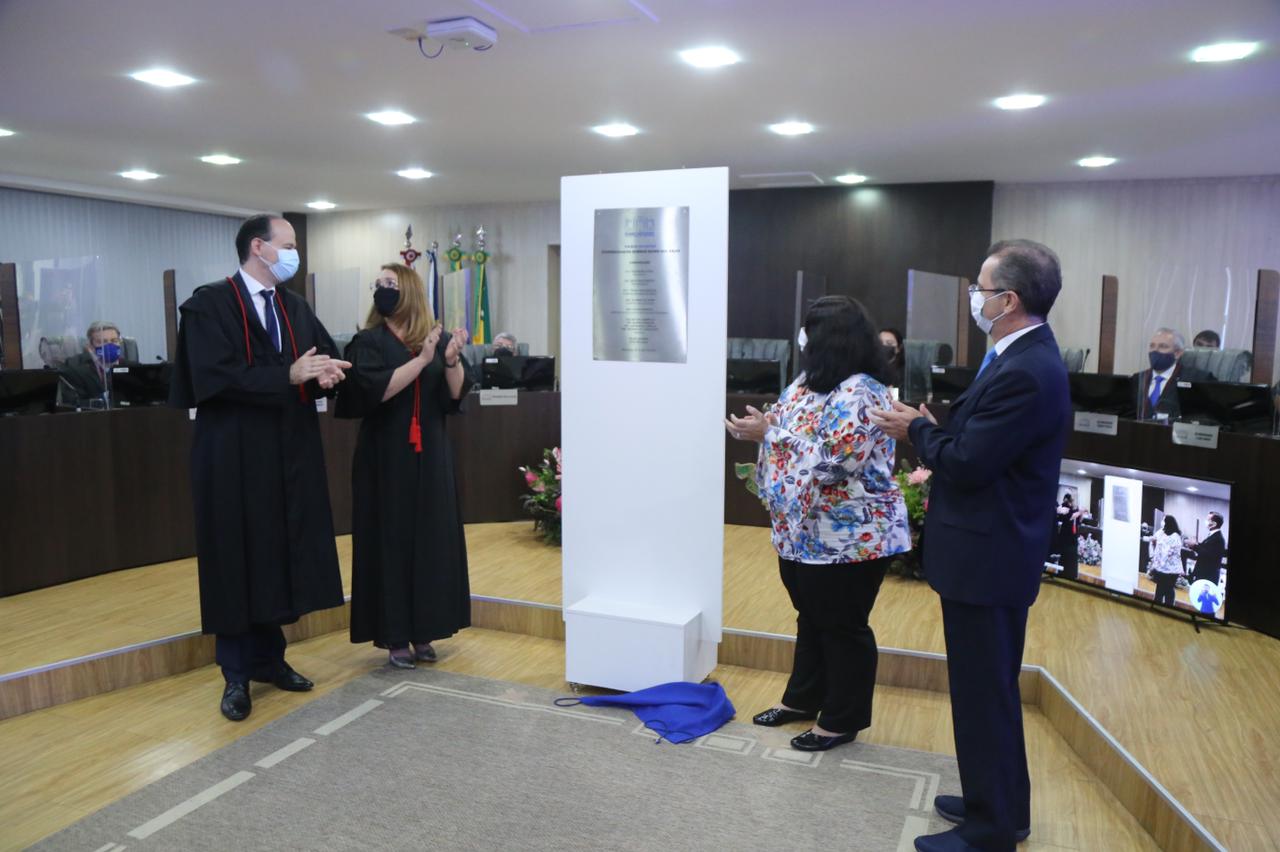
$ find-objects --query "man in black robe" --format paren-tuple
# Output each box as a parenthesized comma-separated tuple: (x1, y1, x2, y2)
(1189, 512, 1227, 586)
(170, 214, 350, 722)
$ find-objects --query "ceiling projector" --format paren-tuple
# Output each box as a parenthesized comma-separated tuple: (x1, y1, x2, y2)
(425, 16, 497, 50)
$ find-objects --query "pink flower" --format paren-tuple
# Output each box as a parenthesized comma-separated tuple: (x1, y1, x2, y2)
(908, 466, 932, 486)
(555, 496, 562, 513)
(524, 470, 537, 486)
(532, 481, 546, 493)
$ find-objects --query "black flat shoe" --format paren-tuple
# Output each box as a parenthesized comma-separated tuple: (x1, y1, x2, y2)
(790, 729, 856, 751)
(412, 643, 437, 663)
(933, 795, 1030, 841)
(752, 707, 817, 727)
(221, 681, 251, 722)
(388, 651, 415, 669)
(272, 664, 314, 692)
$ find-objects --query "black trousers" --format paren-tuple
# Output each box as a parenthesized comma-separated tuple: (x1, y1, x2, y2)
(778, 555, 889, 734)
(216, 624, 287, 684)
(941, 598, 1030, 852)
(1153, 572, 1178, 607)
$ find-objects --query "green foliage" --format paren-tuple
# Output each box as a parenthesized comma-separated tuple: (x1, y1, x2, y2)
(519, 447, 562, 546)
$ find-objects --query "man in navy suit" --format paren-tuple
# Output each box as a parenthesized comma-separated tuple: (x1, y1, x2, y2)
(872, 239, 1071, 851)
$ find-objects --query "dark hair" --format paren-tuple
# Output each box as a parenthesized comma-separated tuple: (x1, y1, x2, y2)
(1062, 493, 1074, 506)
(800, 295, 889, 394)
(879, 327, 905, 366)
(1208, 511, 1223, 528)
(236, 214, 277, 264)
(1193, 329, 1221, 348)
(1163, 515, 1181, 536)
(986, 239, 1062, 319)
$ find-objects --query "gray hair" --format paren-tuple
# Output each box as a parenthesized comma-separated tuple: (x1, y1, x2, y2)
(1153, 327, 1186, 352)
(85, 321, 121, 342)
(494, 332, 516, 345)
(986, 239, 1062, 319)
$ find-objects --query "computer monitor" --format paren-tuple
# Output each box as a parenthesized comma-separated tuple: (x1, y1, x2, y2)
(928, 366, 978, 403)
(1067, 373, 1136, 416)
(0, 370, 60, 415)
(1175, 380, 1275, 435)
(481, 355, 556, 391)
(727, 358, 781, 395)
(108, 363, 172, 407)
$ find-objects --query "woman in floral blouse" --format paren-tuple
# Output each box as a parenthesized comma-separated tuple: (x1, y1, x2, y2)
(727, 295, 910, 752)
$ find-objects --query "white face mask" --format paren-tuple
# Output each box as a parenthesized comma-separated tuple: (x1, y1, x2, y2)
(797, 327, 808, 351)
(259, 242, 300, 284)
(969, 290, 1009, 336)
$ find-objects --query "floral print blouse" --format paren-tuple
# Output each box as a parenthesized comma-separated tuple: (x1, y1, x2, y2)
(755, 373, 912, 565)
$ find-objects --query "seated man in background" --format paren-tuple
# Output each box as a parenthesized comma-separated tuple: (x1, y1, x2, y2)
(492, 331, 518, 354)
(57, 320, 128, 405)
(1192, 329, 1221, 350)
(1131, 327, 1215, 421)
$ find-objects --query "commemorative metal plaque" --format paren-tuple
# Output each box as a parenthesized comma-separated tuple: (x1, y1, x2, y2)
(592, 206, 689, 363)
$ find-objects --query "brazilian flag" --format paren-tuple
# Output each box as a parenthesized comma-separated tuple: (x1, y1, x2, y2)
(471, 249, 491, 344)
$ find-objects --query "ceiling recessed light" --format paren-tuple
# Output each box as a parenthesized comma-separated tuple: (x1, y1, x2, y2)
(129, 68, 196, 88)
(994, 94, 1046, 110)
(396, 168, 434, 180)
(1187, 486, 1200, 492)
(0, 128, 15, 137)
(200, 154, 241, 166)
(1191, 41, 1260, 63)
(306, 200, 337, 210)
(1077, 156, 1117, 168)
(679, 46, 741, 69)
(119, 169, 159, 181)
(768, 121, 814, 136)
(592, 123, 639, 138)
(1077, 469, 1088, 475)
(365, 110, 417, 126)
(835, 173, 867, 184)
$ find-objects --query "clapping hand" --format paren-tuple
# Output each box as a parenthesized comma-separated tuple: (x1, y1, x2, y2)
(725, 404, 777, 442)
(445, 328, 468, 364)
(290, 347, 352, 387)
(868, 399, 934, 441)
(418, 325, 443, 364)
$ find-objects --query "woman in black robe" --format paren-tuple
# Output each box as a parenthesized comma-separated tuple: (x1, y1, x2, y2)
(337, 262, 472, 668)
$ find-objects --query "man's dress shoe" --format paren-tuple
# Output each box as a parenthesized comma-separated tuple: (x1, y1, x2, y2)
(751, 707, 817, 727)
(789, 729, 856, 751)
(221, 682, 251, 722)
(934, 795, 1030, 841)
(913, 827, 982, 851)
(265, 663, 314, 692)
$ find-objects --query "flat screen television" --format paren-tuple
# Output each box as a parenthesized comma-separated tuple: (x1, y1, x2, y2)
(727, 358, 781, 395)
(108, 363, 172, 407)
(1044, 458, 1231, 622)
(0, 370, 60, 415)
(928, 366, 977, 403)
(1174, 380, 1275, 435)
(1067, 373, 1136, 416)
(481, 355, 555, 391)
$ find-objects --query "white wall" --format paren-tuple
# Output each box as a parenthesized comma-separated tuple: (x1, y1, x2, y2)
(306, 201, 559, 351)
(0, 187, 241, 364)
(993, 175, 1280, 379)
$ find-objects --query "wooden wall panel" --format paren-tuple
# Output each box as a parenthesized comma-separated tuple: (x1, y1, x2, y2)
(1251, 268, 1278, 384)
(1, 262, 21, 369)
(1098, 274, 1119, 374)
(162, 269, 177, 362)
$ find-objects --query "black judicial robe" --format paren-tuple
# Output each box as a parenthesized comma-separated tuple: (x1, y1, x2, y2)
(169, 273, 345, 635)
(336, 325, 472, 646)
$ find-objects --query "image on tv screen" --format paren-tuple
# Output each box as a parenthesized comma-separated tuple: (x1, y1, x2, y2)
(1044, 459, 1230, 621)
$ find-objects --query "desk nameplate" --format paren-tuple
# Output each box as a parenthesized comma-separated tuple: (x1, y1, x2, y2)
(1171, 421, 1220, 449)
(1074, 412, 1119, 436)
(479, 389, 519, 406)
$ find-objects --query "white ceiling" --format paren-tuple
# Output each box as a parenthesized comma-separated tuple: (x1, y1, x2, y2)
(0, 0, 1277, 214)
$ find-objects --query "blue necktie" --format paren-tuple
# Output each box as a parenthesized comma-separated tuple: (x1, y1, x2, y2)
(261, 289, 282, 352)
(1149, 375, 1165, 410)
(976, 348, 998, 376)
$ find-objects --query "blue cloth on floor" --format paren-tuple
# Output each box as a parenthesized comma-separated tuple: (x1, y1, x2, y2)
(577, 681, 735, 744)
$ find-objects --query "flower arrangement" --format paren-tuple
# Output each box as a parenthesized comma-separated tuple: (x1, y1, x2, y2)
(519, 447, 562, 545)
(888, 461, 932, 579)
(1079, 534, 1102, 566)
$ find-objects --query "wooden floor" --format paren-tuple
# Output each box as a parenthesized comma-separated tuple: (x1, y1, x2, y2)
(3, 522, 1279, 849)
(3, 627, 1160, 852)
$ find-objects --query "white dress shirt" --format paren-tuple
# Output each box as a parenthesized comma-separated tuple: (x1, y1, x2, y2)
(1146, 364, 1176, 401)
(992, 322, 1045, 357)
(239, 267, 281, 344)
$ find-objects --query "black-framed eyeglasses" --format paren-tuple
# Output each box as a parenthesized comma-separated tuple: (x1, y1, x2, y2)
(967, 285, 1008, 296)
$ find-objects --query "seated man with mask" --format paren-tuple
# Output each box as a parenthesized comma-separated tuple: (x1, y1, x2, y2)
(1130, 327, 1215, 421)
(492, 332, 518, 354)
(57, 320, 131, 407)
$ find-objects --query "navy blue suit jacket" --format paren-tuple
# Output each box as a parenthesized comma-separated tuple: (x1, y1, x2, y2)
(908, 324, 1071, 609)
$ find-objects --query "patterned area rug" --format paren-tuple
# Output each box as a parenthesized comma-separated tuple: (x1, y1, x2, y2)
(35, 668, 959, 851)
